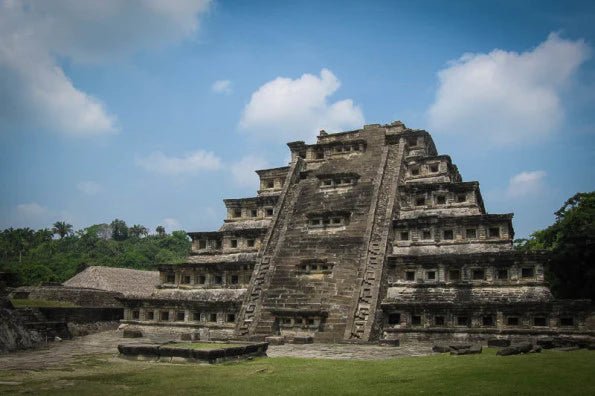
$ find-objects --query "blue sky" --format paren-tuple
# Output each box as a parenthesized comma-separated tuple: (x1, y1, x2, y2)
(0, 0, 594, 238)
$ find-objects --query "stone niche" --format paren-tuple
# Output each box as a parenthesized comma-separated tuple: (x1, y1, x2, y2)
(271, 309, 328, 338)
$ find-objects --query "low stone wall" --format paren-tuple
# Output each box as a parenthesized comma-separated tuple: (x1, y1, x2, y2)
(122, 323, 234, 341)
(68, 321, 120, 337)
(11, 286, 123, 308)
(383, 329, 595, 347)
(118, 342, 269, 364)
(38, 307, 123, 324)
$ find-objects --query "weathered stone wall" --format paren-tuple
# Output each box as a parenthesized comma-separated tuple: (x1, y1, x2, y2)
(121, 121, 593, 344)
(0, 301, 42, 353)
(11, 286, 123, 308)
(38, 307, 123, 323)
(159, 263, 254, 289)
(241, 126, 395, 341)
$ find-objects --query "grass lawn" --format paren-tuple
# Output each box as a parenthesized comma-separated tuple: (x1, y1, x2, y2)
(10, 298, 80, 308)
(0, 348, 593, 395)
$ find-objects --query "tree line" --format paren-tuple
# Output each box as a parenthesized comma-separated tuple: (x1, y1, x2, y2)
(1, 192, 592, 298)
(0, 219, 190, 286)
(514, 191, 594, 301)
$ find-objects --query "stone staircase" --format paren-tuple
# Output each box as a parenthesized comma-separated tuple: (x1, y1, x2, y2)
(235, 158, 305, 338)
(345, 137, 405, 341)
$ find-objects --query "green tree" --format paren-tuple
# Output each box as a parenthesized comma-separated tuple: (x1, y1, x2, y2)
(17, 263, 56, 285)
(0, 221, 190, 286)
(52, 221, 73, 239)
(129, 224, 149, 238)
(155, 249, 176, 264)
(110, 219, 129, 241)
(155, 225, 166, 237)
(11, 227, 34, 263)
(83, 224, 112, 240)
(516, 192, 594, 300)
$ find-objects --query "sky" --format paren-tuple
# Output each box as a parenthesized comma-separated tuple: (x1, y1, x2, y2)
(0, 0, 594, 238)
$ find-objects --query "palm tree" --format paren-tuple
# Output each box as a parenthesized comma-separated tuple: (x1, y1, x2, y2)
(129, 224, 149, 238)
(155, 225, 166, 237)
(110, 219, 129, 241)
(52, 221, 73, 239)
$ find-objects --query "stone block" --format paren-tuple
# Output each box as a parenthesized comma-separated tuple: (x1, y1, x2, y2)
(556, 346, 581, 352)
(449, 344, 472, 351)
(379, 339, 400, 347)
(497, 342, 533, 356)
(450, 344, 481, 355)
(159, 346, 192, 359)
(432, 344, 451, 353)
(206, 349, 227, 360)
(118, 343, 159, 356)
(265, 336, 286, 345)
(245, 342, 269, 354)
(191, 349, 210, 360)
(536, 338, 554, 349)
(122, 329, 143, 338)
(529, 345, 542, 353)
(224, 346, 247, 357)
(291, 336, 313, 344)
(487, 338, 511, 348)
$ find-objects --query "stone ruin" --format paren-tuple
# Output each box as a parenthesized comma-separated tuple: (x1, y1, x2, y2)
(119, 121, 593, 344)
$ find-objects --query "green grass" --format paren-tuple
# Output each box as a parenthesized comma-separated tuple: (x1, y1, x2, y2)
(166, 342, 246, 350)
(10, 298, 80, 308)
(0, 349, 593, 395)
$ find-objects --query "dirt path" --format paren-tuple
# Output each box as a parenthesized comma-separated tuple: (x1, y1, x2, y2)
(0, 330, 433, 370)
(0, 330, 132, 370)
(267, 343, 433, 360)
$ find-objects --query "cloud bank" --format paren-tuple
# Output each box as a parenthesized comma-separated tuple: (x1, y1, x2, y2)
(136, 149, 222, 175)
(16, 202, 49, 219)
(240, 69, 364, 142)
(161, 217, 182, 232)
(230, 155, 270, 188)
(506, 170, 547, 198)
(10, 202, 72, 229)
(427, 33, 590, 145)
(0, 0, 211, 136)
(77, 181, 102, 196)
(212, 80, 232, 94)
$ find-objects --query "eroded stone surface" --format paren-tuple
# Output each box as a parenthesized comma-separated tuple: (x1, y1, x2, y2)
(113, 121, 593, 344)
(0, 330, 434, 370)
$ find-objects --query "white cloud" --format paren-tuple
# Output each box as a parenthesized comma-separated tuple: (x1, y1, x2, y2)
(506, 170, 547, 198)
(0, 0, 211, 136)
(16, 202, 49, 218)
(136, 149, 222, 175)
(427, 33, 590, 145)
(230, 155, 270, 188)
(77, 181, 102, 196)
(161, 217, 181, 232)
(12, 202, 53, 229)
(239, 69, 364, 142)
(212, 80, 232, 94)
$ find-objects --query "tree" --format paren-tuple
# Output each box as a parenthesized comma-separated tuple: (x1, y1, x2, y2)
(83, 224, 112, 240)
(0, 220, 190, 286)
(11, 227, 34, 263)
(110, 219, 129, 241)
(155, 225, 166, 237)
(17, 263, 56, 285)
(129, 224, 149, 238)
(52, 221, 73, 239)
(516, 192, 594, 300)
